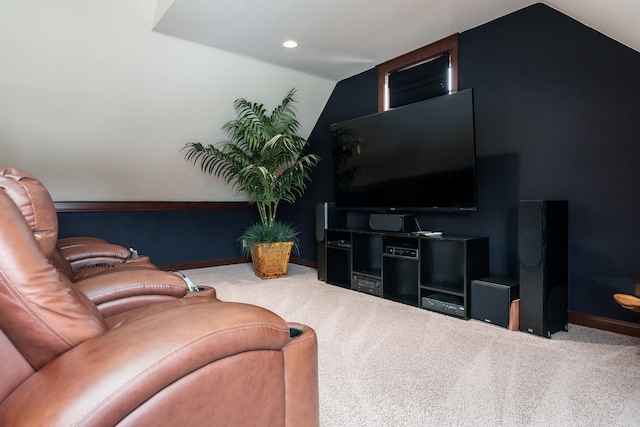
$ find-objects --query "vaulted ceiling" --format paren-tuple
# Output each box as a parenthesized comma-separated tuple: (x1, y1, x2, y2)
(153, 0, 640, 81)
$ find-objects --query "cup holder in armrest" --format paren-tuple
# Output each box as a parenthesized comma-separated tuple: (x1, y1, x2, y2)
(289, 327, 303, 339)
(184, 286, 218, 300)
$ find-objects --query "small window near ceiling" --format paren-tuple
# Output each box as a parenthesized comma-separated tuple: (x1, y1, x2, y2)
(377, 34, 459, 111)
(387, 54, 450, 109)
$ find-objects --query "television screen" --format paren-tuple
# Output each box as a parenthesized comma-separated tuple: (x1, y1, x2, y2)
(331, 89, 477, 212)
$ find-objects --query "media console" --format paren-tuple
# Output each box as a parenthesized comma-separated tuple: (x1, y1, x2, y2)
(322, 229, 489, 319)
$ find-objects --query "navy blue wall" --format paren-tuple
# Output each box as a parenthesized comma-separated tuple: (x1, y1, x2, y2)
(58, 209, 258, 266)
(455, 4, 640, 322)
(297, 4, 640, 322)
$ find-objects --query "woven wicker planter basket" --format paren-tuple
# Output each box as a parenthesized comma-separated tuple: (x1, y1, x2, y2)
(250, 241, 294, 279)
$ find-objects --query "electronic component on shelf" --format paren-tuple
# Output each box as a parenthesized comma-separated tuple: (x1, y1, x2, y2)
(351, 274, 382, 297)
(421, 293, 465, 318)
(413, 231, 442, 237)
(327, 240, 351, 248)
(385, 245, 419, 258)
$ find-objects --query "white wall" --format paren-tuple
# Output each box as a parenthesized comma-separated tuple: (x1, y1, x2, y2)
(0, 0, 335, 201)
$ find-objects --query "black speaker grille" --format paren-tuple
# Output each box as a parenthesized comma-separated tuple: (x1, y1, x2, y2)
(519, 201, 543, 267)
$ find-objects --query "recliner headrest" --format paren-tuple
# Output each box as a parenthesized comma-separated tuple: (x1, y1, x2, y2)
(0, 167, 58, 258)
(0, 189, 107, 369)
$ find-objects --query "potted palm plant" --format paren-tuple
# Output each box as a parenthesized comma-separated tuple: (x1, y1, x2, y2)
(183, 89, 320, 279)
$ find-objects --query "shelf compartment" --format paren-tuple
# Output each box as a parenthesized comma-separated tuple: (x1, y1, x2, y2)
(420, 281, 464, 297)
(387, 293, 419, 306)
(352, 232, 383, 278)
(384, 235, 419, 259)
(420, 239, 465, 287)
(327, 246, 351, 289)
(326, 230, 352, 249)
(383, 255, 419, 306)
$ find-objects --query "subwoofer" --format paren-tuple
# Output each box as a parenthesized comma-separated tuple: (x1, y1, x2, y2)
(518, 200, 568, 338)
(471, 277, 519, 328)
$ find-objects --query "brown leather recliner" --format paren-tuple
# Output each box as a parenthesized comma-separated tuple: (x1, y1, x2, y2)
(0, 167, 158, 277)
(0, 176, 319, 426)
(0, 167, 193, 317)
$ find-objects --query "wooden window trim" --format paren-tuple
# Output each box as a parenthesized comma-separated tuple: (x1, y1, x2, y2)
(377, 33, 459, 112)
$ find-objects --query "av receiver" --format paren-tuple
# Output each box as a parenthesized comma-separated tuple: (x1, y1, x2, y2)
(386, 245, 419, 258)
(352, 274, 382, 297)
(422, 293, 466, 318)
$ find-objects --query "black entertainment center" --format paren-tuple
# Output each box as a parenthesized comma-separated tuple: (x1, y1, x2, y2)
(321, 227, 489, 319)
(319, 89, 489, 318)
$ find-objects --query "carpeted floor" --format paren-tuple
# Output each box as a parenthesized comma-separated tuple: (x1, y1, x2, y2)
(184, 263, 640, 427)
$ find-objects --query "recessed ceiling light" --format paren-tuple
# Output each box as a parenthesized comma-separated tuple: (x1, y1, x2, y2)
(283, 40, 298, 48)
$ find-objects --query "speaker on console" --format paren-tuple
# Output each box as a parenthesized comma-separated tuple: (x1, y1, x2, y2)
(316, 202, 343, 281)
(369, 213, 416, 232)
(518, 200, 568, 338)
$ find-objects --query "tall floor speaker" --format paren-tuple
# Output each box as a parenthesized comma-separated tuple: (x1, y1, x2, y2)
(518, 200, 568, 338)
(316, 202, 342, 281)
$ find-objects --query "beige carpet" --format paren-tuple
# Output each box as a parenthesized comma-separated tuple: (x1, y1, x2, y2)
(184, 263, 640, 427)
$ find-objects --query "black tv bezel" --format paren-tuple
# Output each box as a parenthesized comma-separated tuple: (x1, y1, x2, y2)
(330, 89, 478, 214)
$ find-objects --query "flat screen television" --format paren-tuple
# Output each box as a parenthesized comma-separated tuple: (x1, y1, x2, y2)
(331, 88, 477, 212)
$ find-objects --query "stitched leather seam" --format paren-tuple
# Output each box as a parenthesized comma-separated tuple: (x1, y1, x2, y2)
(90, 284, 187, 299)
(0, 267, 74, 349)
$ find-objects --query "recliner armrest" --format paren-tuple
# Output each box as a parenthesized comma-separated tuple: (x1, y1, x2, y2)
(73, 257, 157, 281)
(74, 270, 189, 317)
(0, 300, 292, 426)
(60, 243, 133, 272)
(57, 236, 109, 249)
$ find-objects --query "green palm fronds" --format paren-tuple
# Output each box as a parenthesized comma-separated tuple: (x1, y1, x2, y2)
(183, 89, 320, 243)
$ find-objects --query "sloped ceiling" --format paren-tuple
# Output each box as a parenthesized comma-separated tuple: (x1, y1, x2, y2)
(153, 0, 640, 81)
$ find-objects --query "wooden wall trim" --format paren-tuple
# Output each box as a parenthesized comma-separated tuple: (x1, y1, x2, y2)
(568, 310, 640, 338)
(290, 258, 317, 268)
(54, 201, 253, 213)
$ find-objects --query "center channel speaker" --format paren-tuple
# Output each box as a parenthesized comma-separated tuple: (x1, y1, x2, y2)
(518, 200, 568, 338)
(369, 213, 416, 232)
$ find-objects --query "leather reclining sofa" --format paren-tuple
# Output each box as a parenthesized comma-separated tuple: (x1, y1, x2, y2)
(0, 167, 319, 426)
